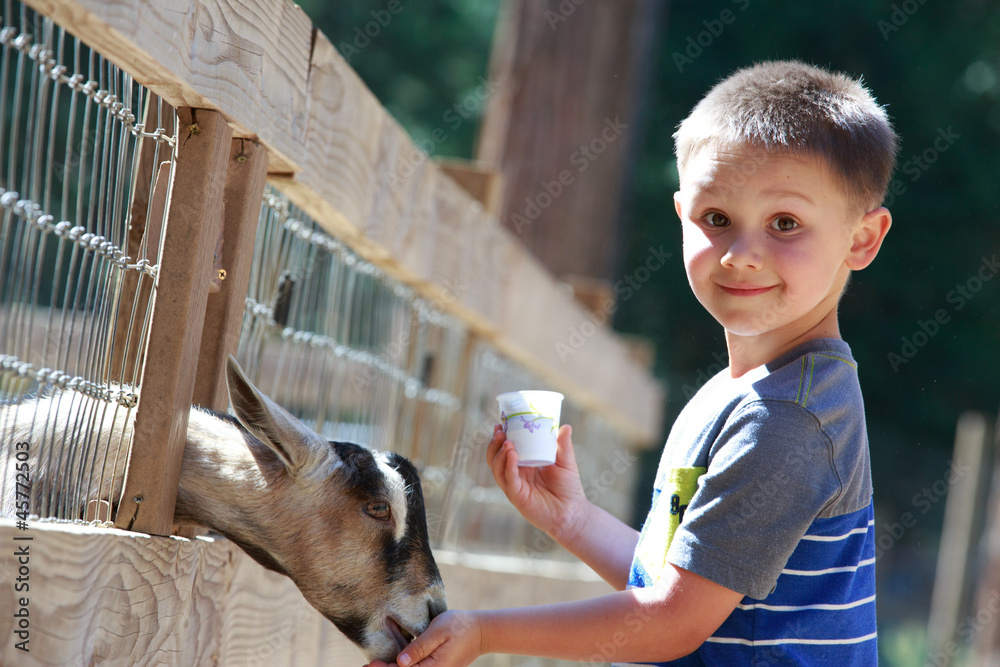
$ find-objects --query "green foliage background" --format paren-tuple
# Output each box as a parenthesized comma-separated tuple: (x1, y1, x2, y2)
(299, 0, 1000, 662)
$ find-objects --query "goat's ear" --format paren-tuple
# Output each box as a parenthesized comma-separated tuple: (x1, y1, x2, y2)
(225, 355, 326, 475)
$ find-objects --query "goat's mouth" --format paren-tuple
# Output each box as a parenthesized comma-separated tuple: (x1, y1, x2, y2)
(385, 616, 417, 652)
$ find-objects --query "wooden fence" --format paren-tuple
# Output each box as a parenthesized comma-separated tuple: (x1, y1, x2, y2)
(0, 0, 664, 664)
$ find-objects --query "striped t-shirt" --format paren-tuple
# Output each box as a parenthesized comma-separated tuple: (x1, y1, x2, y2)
(624, 338, 877, 665)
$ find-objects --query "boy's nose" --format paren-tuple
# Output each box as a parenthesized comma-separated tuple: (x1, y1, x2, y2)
(721, 233, 763, 270)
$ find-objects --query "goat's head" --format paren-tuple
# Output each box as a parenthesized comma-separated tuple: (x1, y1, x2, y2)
(223, 357, 447, 661)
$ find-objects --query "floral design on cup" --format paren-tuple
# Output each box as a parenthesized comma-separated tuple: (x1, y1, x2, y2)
(502, 400, 558, 434)
(496, 390, 564, 467)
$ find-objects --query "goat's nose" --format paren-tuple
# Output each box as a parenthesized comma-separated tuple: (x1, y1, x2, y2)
(428, 595, 447, 620)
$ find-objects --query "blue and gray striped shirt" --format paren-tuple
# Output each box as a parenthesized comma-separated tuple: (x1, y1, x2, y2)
(624, 338, 877, 666)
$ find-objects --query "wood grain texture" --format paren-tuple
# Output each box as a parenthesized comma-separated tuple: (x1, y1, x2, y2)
(477, 0, 658, 282)
(25, 0, 310, 174)
(0, 519, 363, 665)
(115, 109, 232, 536)
(27, 0, 664, 444)
(437, 159, 505, 215)
(0, 520, 611, 666)
(193, 138, 270, 412)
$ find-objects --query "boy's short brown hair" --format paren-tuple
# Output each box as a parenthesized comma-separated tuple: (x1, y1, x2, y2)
(674, 60, 899, 212)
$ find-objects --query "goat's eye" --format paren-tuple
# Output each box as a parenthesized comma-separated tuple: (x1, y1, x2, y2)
(365, 501, 391, 520)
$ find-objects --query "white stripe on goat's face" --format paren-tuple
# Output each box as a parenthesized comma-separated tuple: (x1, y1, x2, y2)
(374, 452, 409, 543)
(287, 441, 447, 661)
(221, 358, 446, 662)
(2, 358, 447, 662)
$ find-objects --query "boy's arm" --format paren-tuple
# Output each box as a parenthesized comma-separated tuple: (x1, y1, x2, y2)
(552, 496, 639, 591)
(389, 563, 743, 667)
(487, 425, 638, 590)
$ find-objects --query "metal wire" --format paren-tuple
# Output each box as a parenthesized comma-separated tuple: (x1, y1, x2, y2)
(0, 3, 175, 523)
(237, 187, 465, 454)
(0, 2, 635, 565)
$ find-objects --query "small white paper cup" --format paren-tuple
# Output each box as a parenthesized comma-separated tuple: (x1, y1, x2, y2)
(497, 390, 564, 467)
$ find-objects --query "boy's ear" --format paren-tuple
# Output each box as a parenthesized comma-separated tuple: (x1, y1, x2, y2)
(674, 192, 683, 220)
(846, 206, 892, 271)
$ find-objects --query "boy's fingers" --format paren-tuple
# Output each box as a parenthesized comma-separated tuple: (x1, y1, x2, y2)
(485, 425, 505, 460)
(486, 429, 506, 479)
(397, 631, 443, 667)
(555, 424, 575, 465)
(503, 442, 521, 491)
(488, 440, 521, 493)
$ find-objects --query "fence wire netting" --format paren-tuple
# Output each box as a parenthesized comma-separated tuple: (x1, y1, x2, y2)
(0, 2, 175, 523)
(238, 190, 636, 558)
(0, 1, 639, 565)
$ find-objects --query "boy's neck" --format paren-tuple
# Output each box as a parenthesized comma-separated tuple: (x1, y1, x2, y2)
(725, 306, 842, 377)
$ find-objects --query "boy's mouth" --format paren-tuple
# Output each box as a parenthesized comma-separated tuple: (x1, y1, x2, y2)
(718, 283, 776, 297)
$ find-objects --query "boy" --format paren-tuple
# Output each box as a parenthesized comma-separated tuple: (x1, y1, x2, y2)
(368, 60, 896, 666)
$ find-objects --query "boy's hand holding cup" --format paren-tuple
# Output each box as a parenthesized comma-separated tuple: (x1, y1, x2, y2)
(496, 390, 564, 466)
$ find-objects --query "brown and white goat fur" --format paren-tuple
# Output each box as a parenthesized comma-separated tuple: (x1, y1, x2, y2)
(0, 356, 446, 661)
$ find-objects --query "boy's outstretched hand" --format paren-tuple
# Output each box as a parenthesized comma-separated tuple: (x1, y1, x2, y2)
(363, 610, 483, 667)
(486, 423, 588, 543)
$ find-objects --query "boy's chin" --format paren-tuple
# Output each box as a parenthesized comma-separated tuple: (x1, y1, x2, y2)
(719, 316, 782, 337)
(724, 326, 773, 338)
(714, 302, 801, 338)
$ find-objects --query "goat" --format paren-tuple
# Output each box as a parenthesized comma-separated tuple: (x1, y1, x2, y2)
(0, 356, 446, 661)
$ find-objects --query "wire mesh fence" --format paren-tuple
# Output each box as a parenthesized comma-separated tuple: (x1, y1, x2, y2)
(0, 2, 175, 523)
(236, 186, 466, 456)
(0, 0, 640, 563)
(231, 188, 639, 559)
(435, 342, 637, 562)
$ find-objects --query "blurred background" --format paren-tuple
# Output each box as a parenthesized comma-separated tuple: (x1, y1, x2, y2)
(296, 1, 1000, 664)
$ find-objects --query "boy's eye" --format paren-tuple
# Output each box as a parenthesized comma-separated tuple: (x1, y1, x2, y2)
(771, 216, 798, 232)
(703, 212, 730, 227)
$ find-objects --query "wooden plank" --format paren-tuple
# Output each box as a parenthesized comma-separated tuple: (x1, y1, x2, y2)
(183, 137, 268, 540)
(437, 158, 505, 215)
(973, 410, 1000, 664)
(297, 30, 386, 235)
(27, 0, 665, 445)
(0, 520, 611, 665)
(25, 0, 310, 174)
(476, 0, 661, 282)
(115, 108, 232, 536)
(192, 138, 269, 412)
(926, 411, 991, 665)
(0, 520, 355, 665)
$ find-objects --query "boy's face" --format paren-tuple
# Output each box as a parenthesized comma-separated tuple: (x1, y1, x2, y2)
(674, 145, 873, 340)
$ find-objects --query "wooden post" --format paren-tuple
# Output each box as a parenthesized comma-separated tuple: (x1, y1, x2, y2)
(973, 409, 1000, 664)
(27, 0, 666, 448)
(475, 0, 663, 282)
(410, 324, 443, 463)
(436, 158, 504, 216)
(115, 108, 233, 536)
(192, 139, 269, 412)
(926, 411, 991, 665)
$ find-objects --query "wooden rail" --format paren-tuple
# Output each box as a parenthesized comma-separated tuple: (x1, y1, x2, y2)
(0, 519, 612, 665)
(25, 0, 664, 449)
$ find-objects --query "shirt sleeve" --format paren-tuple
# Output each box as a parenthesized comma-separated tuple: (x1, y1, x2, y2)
(667, 398, 843, 599)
